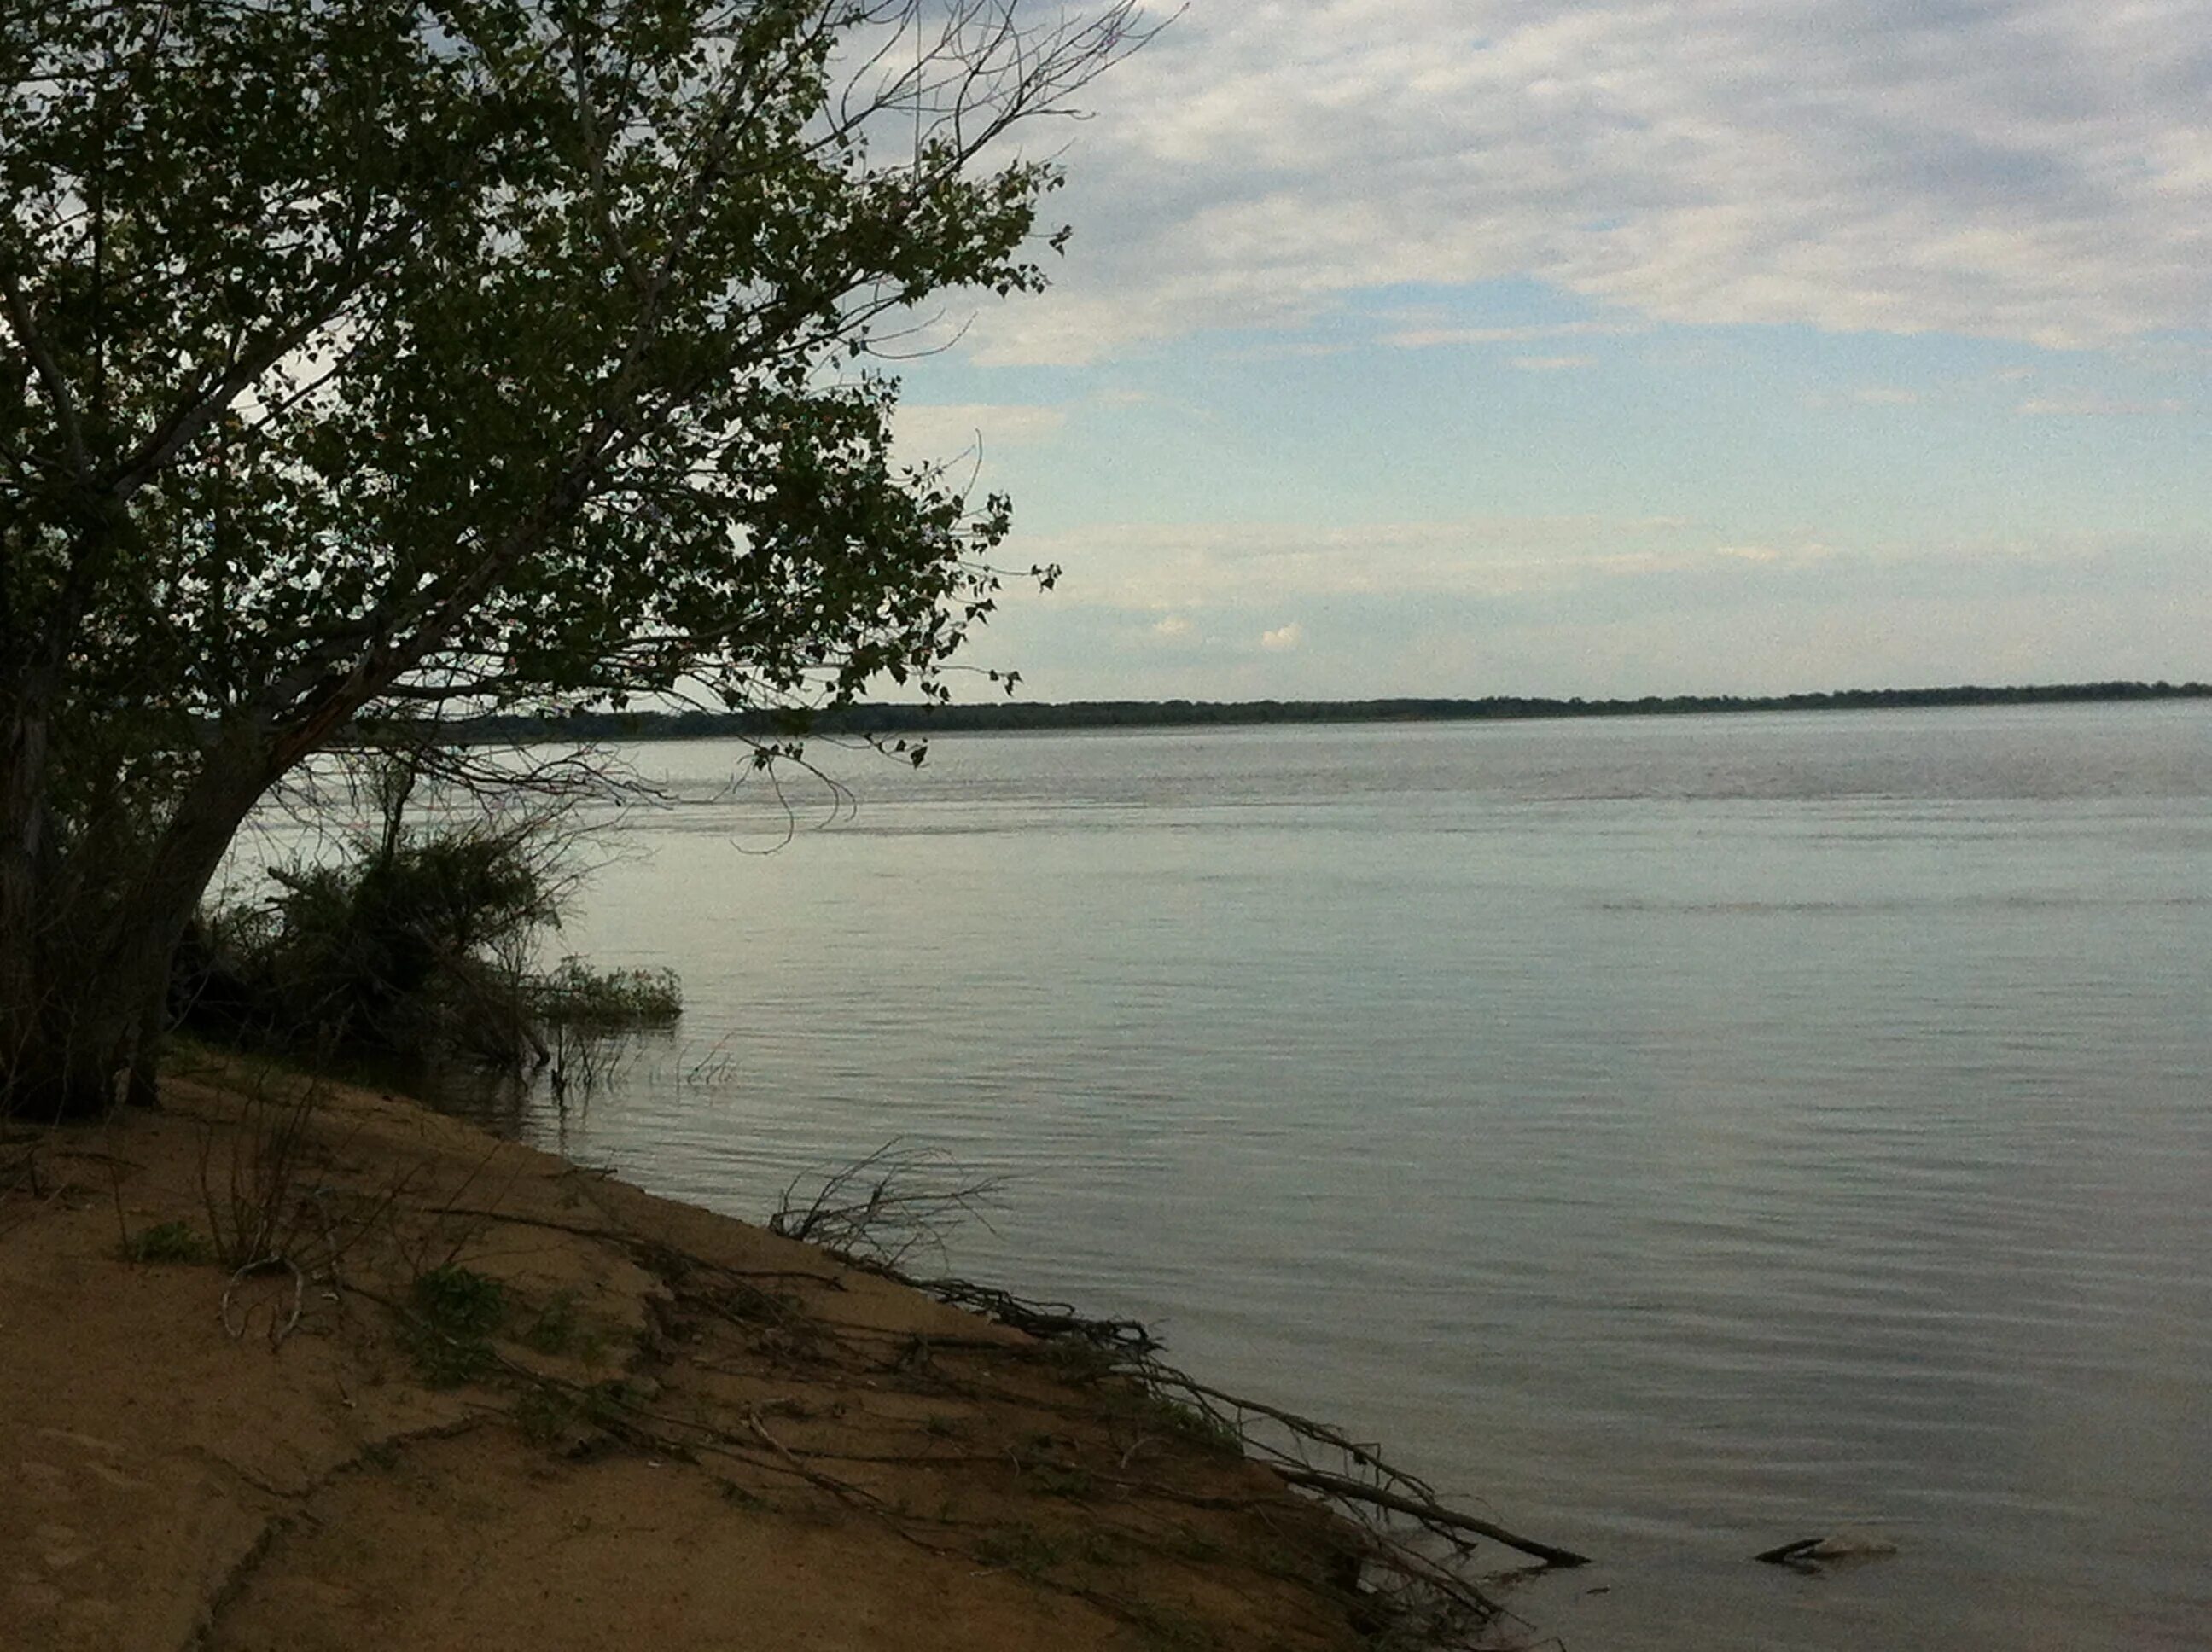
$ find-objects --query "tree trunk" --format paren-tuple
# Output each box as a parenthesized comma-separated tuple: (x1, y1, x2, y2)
(0, 710, 271, 1121)
(0, 678, 66, 1114)
(102, 742, 276, 1105)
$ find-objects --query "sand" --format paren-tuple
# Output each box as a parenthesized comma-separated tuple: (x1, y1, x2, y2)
(1, 1057, 1420, 1652)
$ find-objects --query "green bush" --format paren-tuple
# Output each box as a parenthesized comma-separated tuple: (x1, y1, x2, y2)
(183, 783, 678, 1071)
(203, 817, 559, 1056)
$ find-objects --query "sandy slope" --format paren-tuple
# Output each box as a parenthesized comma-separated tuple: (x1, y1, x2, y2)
(1, 1061, 1393, 1652)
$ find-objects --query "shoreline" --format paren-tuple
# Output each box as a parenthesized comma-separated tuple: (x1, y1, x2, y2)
(2, 1056, 1551, 1651)
(442, 678, 2212, 746)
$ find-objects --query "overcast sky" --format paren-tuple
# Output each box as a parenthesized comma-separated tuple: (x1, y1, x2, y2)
(889, 0, 2209, 701)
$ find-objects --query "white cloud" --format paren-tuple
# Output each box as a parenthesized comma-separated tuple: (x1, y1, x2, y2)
(1380, 320, 1639, 350)
(1802, 385, 1928, 409)
(1510, 354, 1595, 371)
(1150, 614, 1193, 637)
(1260, 621, 1305, 650)
(969, 0, 2212, 363)
(978, 529, 2207, 701)
(2016, 393, 2194, 416)
(1013, 515, 1834, 611)
(888, 402, 1068, 459)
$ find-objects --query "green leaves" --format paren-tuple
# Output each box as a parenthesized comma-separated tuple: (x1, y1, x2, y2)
(5, 3, 1133, 742)
(2, 3, 1147, 1113)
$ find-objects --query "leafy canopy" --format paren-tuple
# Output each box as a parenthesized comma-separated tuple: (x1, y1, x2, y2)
(1, 0, 1135, 794)
(0, 0, 1141, 1114)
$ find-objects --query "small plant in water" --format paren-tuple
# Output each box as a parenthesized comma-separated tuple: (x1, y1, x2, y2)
(530, 958, 683, 1028)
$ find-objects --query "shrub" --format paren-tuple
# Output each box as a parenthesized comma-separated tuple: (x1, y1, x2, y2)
(402, 1265, 508, 1388)
(412, 1264, 507, 1335)
(529, 959, 682, 1028)
(182, 768, 678, 1073)
(193, 815, 560, 1057)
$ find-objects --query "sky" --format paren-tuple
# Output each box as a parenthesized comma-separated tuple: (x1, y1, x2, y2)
(882, 0, 2210, 702)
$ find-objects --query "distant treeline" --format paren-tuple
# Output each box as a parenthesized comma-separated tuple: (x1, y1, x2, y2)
(444, 679, 2211, 744)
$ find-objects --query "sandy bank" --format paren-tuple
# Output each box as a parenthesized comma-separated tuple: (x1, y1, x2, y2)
(2, 1058, 1505, 1652)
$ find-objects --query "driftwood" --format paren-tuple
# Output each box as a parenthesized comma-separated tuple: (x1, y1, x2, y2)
(724, 1143, 1587, 1641)
(908, 1275, 1158, 1352)
(1273, 1465, 1592, 1568)
(1755, 1532, 1899, 1566)
(221, 1254, 306, 1347)
(888, 1262, 1593, 1652)
(1137, 1368, 1591, 1570)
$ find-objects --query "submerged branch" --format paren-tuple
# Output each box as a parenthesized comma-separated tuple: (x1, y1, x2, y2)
(1272, 1465, 1591, 1569)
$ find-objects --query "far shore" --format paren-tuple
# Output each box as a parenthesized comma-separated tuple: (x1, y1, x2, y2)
(439, 678, 2211, 746)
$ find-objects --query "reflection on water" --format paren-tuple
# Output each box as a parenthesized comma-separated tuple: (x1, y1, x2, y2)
(429, 704, 2212, 1651)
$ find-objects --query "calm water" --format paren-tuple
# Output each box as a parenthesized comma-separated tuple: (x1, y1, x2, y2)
(457, 704, 2211, 1649)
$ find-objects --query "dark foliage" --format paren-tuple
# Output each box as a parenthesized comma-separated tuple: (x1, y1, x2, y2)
(178, 808, 671, 1069)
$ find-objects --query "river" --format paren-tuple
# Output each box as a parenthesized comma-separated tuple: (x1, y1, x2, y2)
(413, 701, 2212, 1649)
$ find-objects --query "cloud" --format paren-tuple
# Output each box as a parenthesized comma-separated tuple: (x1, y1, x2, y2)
(1713, 544, 1789, 562)
(889, 402, 1068, 459)
(2015, 393, 2194, 416)
(1014, 515, 1785, 610)
(1150, 614, 1193, 637)
(1510, 354, 1595, 371)
(1380, 320, 1639, 350)
(1260, 622, 1305, 650)
(967, 0, 2212, 364)
(1802, 385, 1927, 409)
(975, 531, 2208, 701)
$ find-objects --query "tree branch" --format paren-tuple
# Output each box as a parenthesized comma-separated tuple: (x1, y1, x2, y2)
(1271, 1466, 1592, 1569)
(0, 257, 94, 483)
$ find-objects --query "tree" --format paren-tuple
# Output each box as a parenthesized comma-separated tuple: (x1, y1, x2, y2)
(0, 0, 1142, 1119)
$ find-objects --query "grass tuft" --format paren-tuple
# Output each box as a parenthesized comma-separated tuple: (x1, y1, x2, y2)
(403, 1264, 506, 1387)
(521, 1289, 604, 1360)
(412, 1263, 506, 1335)
(512, 1387, 578, 1447)
(120, 1220, 212, 1265)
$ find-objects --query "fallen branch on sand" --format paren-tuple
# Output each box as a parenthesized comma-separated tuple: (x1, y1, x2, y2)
(880, 1265, 1592, 1639)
